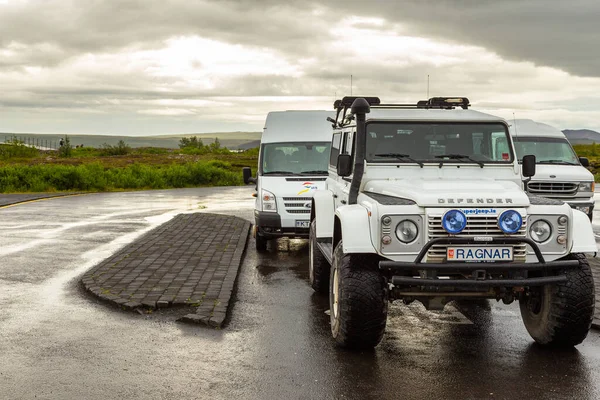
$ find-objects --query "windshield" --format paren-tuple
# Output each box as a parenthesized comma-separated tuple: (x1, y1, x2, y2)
(513, 137, 579, 164)
(365, 122, 513, 163)
(260, 142, 331, 175)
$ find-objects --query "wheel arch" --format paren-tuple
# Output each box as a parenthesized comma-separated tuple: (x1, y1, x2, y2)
(335, 205, 377, 254)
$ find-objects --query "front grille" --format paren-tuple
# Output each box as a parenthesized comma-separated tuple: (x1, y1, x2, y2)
(282, 197, 311, 214)
(427, 214, 528, 262)
(528, 182, 577, 196)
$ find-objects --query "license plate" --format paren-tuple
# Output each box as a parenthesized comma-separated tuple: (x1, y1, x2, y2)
(295, 220, 310, 228)
(447, 246, 513, 262)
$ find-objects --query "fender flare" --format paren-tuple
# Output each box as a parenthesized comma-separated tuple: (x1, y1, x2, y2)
(570, 209, 598, 253)
(335, 205, 377, 254)
(311, 190, 334, 238)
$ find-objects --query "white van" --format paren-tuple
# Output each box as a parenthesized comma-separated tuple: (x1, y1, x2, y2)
(509, 119, 595, 219)
(243, 110, 333, 251)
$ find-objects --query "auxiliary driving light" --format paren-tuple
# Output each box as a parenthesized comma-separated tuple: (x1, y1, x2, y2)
(498, 210, 523, 234)
(442, 209, 467, 234)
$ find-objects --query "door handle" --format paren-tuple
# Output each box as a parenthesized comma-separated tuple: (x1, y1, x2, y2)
(341, 200, 347, 204)
(333, 194, 338, 198)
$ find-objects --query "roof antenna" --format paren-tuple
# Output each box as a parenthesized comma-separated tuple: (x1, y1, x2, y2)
(427, 75, 430, 98)
(350, 75, 353, 96)
(513, 112, 518, 138)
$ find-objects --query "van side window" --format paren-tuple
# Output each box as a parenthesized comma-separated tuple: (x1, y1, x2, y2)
(330, 133, 341, 166)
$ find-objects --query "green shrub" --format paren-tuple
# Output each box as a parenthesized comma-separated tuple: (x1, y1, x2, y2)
(58, 135, 73, 158)
(0, 137, 39, 160)
(0, 160, 242, 193)
(100, 140, 132, 156)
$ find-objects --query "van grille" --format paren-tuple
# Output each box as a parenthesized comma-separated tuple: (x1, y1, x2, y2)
(528, 182, 577, 196)
(427, 215, 527, 262)
(282, 197, 311, 214)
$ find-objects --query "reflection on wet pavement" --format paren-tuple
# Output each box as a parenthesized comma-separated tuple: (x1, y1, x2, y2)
(0, 187, 600, 399)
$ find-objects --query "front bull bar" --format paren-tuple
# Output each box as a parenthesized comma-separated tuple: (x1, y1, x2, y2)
(379, 237, 579, 287)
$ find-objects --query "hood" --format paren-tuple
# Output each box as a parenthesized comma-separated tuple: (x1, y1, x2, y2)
(364, 179, 529, 207)
(260, 176, 327, 197)
(530, 164, 594, 182)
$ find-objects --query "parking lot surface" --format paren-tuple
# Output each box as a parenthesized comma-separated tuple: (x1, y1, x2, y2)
(1, 188, 600, 399)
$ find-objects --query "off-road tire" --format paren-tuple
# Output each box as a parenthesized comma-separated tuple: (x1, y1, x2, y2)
(255, 232, 268, 252)
(519, 253, 595, 347)
(309, 220, 330, 293)
(329, 241, 388, 349)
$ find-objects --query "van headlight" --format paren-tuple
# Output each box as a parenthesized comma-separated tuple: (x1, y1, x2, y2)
(578, 182, 594, 193)
(530, 220, 552, 243)
(395, 220, 418, 243)
(261, 189, 277, 212)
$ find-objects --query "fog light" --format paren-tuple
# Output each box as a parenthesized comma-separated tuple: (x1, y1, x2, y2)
(382, 216, 392, 226)
(382, 235, 392, 245)
(557, 235, 567, 245)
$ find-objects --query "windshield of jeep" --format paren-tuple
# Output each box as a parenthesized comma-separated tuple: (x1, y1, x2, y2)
(261, 142, 331, 175)
(513, 137, 579, 165)
(365, 122, 513, 164)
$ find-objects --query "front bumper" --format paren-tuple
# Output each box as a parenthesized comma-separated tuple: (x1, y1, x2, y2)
(379, 237, 578, 288)
(254, 210, 309, 239)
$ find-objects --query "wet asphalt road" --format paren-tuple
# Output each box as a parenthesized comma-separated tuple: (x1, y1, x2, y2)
(2, 188, 600, 399)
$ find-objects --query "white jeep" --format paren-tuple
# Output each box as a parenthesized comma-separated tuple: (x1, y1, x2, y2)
(309, 96, 597, 349)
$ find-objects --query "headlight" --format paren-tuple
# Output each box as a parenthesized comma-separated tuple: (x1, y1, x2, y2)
(530, 220, 552, 243)
(442, 209, 467, 234)
(261, 189, 277, 212)
(396, 220, 418, 243)
(498, 210, 523, 234)
(578, 182, 594, 192)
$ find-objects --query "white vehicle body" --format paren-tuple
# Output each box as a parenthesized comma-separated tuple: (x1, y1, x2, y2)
(509, 119, 595, 218)
(246, 110, 333, 248)
(309, 97, 597, 349)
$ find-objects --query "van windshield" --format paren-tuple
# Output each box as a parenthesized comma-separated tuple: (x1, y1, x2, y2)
(365, 122, 512, 164)
(513, 137, 579, 165)
(261, 142, 331, 175)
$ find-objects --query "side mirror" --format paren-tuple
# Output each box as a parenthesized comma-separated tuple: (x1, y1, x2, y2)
(522, 154, 536, 178)
(336, 154, 352, 177)
(242, 167, 256, 184)
(579, 157, 590, 167)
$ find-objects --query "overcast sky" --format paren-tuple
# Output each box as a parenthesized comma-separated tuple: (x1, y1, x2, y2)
(1, 0, 600, 136)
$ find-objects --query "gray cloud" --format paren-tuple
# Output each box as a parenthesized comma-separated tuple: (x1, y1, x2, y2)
(1, 0, 600, 135)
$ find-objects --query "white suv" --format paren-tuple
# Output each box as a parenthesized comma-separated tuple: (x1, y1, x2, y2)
(310, 97, 597, 349)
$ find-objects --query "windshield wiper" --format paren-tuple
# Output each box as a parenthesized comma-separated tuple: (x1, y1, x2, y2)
(538, 160, 579, 165)
(435, 154, 484, 168)
(374, 153, 424, 168)
(262, 170, 297, 175)
(300, 170, 328, 175)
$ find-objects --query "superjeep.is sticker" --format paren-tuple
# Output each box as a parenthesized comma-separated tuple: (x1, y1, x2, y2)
(298, 182, 318, 195)
(460, 208, 498, 215)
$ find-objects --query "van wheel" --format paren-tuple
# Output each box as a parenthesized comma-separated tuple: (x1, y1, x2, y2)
(329, 241, 388, 349)
(255, 233, 268, 252)
(519, 253, 594, 347)
(309, 220, 329, 293)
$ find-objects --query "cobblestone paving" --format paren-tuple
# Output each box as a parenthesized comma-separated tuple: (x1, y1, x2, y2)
(81, 213, 250, 328)
(0, 193, 82, 207)
(589, 257, 600, 329)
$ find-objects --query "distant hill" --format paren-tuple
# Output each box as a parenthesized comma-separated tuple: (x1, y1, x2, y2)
(562, 129, 600, 145)
(0, 131, 262, 150)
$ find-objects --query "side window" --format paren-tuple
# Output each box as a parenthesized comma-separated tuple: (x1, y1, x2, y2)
(342, 131, 354, 155)
(329, 133, 341, 166)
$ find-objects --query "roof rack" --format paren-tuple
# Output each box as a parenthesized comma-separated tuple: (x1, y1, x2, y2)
(331, 96, 471, 128)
